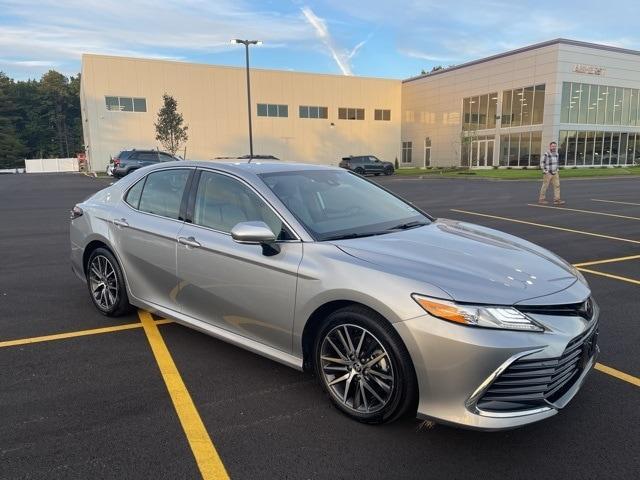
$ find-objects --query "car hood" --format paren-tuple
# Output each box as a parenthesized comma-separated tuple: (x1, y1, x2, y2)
(332, 218, 580, 305)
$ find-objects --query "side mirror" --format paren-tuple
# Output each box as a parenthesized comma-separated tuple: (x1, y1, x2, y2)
(231, 221, 277, 245)
(231, 221, 280, 256)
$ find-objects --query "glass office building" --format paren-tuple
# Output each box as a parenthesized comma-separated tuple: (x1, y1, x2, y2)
(401, 39, 640, 168)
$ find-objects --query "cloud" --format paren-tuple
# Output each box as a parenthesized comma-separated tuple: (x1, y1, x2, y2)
(0, 0, 314, 78)
(300, 6, 369, 75)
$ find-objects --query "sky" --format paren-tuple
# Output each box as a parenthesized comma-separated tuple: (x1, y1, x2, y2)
(1, 0, 639, 81)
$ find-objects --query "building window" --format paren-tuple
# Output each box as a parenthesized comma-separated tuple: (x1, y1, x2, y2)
(560, 82, 640, 127)
(463, 134, 496, 167)
(299, 105, 328, 119)
(462, 93, 497, 131)
(374, 109, 391, 121)
(257, 103, 288, 117)
(499, 131, 542, 167)
(424, 137, 432, 167)
(559, 130, 639, 166)
(105, 96, 147, 112)
(338, 107, 365, 120)
(501, 84, 545, 127)
(402, 141, 412, 163)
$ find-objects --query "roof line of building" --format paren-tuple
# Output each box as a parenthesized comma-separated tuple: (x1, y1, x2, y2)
(81, 53, 400, 83)
(402, 38, 640, 83)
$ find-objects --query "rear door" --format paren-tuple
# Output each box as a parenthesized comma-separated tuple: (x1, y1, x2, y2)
(110, 167, 193, 311)
(137, 152, 160, 168)
(175, 169, 302, 352)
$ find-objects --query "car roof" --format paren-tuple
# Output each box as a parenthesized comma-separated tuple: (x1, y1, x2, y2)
(150, 159, 343, 175)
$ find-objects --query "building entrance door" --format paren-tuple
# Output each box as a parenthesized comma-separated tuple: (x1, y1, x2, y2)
(471, 139, 494, 167)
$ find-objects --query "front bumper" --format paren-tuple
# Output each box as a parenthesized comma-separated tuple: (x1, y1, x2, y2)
(394, 307, 598, 431)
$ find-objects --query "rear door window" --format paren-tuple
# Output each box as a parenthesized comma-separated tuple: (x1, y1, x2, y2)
(125, 178, 145, 209)
(138, 169, 190, 219)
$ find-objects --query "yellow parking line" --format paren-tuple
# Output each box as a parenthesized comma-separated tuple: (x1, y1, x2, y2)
(138, 311, 229, 480)
(576, 267, 640, 286)
(592, 198, 640, 207)
(596, 363, 640, 387)
(0, 319, 172, 349)
(450, 209, 640, 245)
(527, 203, 640, 221)
(573, 254, 640, 267)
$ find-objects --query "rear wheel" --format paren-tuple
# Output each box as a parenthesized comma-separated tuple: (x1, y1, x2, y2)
(314, 306, 417, 424)
(354, 167, 365, 175)
(86, 247, 132, 317)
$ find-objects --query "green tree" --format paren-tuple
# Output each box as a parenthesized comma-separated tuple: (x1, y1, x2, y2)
(154, 93, 188, 155)
(0, 72, 26, 168)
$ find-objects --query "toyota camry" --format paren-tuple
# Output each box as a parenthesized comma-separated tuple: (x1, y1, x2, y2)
(70, 160, 599, 430)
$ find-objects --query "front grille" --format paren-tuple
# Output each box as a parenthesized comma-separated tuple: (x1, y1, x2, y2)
(477, 325, 598, 413)
(517, 296, 594, 320)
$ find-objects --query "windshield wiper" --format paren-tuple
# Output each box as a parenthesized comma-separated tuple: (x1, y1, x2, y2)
(387, 221, 429, 231)
(323, 231, 387, 241)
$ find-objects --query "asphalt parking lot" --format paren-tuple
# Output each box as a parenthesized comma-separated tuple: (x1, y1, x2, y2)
(1, 172, 638, 479)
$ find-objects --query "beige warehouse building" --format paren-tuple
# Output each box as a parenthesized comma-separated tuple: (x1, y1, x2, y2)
(81, 39, 640, 172)
(80, 55, 401, 172)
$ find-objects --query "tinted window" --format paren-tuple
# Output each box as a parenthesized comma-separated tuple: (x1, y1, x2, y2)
(125, 178, 145, 209)
(133, 98, 147, 112)
(136, 152, 158, 162)
(193, 171, 289, 238)
(138, 169, 190, 219)
(261, 170, 428, 241)
(105, 96, 119, 111)
(119, 97, 133, 112)
(159, 153, 175, 162)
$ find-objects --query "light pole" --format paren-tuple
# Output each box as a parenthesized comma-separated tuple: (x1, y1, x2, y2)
(232, 39, 262, 162)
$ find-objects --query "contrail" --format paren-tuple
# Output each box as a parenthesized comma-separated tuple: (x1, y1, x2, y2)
(301, 6, 357, 75)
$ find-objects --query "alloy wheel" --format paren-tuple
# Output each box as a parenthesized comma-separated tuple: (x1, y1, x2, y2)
(320, 324, 395, 414)
(88, 255, 119, 310)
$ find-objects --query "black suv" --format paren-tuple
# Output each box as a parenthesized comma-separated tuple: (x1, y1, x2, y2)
(339, 155, 394, 176)
(112, 150, 180, 178)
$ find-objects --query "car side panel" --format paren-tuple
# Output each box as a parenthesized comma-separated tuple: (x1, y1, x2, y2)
(176, 224, 302, 353)
(109, 205, 184, 310)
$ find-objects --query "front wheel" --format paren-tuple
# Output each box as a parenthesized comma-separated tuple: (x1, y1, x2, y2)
(86, 247, 132, 316)
(314, 306, 417, 424)
(384, 167, 394, 176)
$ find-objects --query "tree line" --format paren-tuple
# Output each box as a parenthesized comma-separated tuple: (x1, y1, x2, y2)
(0, 70, 82, 169)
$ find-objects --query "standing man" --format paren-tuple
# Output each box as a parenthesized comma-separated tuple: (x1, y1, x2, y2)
(538, 141, 565, 205)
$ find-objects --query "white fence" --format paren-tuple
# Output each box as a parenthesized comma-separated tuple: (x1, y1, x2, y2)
(25, 158, 79, 173)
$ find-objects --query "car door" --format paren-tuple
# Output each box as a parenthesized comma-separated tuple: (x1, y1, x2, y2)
(137, 152, 160, 168)
(110, 167, 193, 311)
(175, 169, 302, 353)
(369, 156, 384, 173)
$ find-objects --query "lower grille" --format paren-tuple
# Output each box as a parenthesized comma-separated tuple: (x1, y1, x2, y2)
(477, 325, 598, 413)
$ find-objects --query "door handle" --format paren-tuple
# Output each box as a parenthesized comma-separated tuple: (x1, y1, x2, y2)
(113, 218, 129, 228)
(177, 236, 201, 248)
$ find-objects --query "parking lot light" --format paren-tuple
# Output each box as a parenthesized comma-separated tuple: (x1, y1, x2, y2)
(231, 39, 262, 162)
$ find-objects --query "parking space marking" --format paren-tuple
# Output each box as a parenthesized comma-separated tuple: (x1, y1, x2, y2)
(592, 198, 640, 207)
(0, 319, 172, 349)
(138, 311, 229, 480)
(573, 254, 640, 268)
(576, 267, 640, 286)
(596, 363, 640, 387)
(450, 209, 640, 245)
(527, 203, 640, 221)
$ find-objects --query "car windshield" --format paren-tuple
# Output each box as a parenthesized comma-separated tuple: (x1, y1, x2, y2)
(259, 170, 431, 241)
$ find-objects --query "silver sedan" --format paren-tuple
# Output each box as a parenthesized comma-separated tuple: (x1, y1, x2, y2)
(70, 161, 599, 430)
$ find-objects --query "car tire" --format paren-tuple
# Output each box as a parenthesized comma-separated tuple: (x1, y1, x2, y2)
(374, 173, 381, 176)
(354, 167, 365, 175)
(384, 168, 394, 176)
(86, 247, 132, 317)
(314, 305, 418, 424)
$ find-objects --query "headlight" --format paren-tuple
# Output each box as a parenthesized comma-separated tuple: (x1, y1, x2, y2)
(412, 294, 544, 332)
